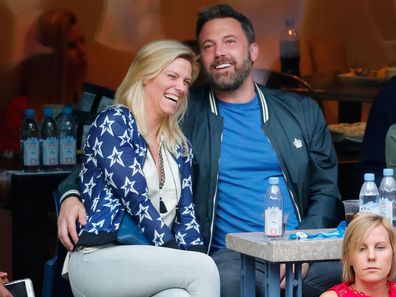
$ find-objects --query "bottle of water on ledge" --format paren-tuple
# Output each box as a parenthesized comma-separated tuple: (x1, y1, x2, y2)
(359, 173, 379, 214)
(20, 108, 40, 172)
(41, 107, 59, 171)
(57, 106, 77, 169)
(379, 168, 396, 225)
(264, 177, 283, 238)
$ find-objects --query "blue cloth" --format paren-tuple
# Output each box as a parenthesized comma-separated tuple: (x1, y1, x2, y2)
(289, 220, 347, 240)
(212, 96, 298, 249)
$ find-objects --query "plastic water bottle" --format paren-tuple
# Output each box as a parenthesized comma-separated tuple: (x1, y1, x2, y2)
(20, 109, 40, 172)
(359, 173, 379, 214)
(279, 18, 300, 76)
(264, 177, 284, 238)
(57, 106, 77, 169)
(379, 168, 396, 225)
(40, 107, 59, 170)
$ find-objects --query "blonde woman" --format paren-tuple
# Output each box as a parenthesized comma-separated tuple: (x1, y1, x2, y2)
(321, 214, 396, 297)
(66, 40, 220, 297)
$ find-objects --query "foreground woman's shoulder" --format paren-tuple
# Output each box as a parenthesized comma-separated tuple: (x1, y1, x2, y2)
(319, 290, 338, 297)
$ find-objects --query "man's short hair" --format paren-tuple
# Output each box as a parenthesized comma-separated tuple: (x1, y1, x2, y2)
(195, 4, 256, 44)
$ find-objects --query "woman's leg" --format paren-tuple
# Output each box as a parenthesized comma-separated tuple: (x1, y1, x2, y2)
(68, 245, 220, 297)
(152, 288, 190, 297)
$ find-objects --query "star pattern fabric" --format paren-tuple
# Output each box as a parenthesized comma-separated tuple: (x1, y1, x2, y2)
(79, 105, 204, 249)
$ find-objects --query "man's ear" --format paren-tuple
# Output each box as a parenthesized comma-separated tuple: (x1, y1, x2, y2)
(249, 43, 259, 62)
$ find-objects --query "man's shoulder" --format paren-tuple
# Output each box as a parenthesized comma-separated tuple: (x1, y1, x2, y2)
(258, 84, 317, 110)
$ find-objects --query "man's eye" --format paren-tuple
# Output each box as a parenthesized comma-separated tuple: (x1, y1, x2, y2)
(226, 39, 235, 44)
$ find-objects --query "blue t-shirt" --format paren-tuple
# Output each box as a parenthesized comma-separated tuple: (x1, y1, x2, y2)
(212, 96, 298, 249)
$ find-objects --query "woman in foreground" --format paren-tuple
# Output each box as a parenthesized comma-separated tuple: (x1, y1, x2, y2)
(320, 213, 396, 297)
(65, 40, 219, 297)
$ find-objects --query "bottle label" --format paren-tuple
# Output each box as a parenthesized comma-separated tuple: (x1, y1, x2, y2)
(60, 136, 76, 165)
(379, 198, 393, 222)
(42, 137, 59, 166)
(280, 40, 300, 58)
(265, 207, 283, 236)
(23, 137, 39, 166)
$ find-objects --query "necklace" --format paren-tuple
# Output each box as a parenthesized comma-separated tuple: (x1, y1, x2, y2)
(158, 144, 167, 213)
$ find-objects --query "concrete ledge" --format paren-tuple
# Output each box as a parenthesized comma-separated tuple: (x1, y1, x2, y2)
(226, 230, 342, 262)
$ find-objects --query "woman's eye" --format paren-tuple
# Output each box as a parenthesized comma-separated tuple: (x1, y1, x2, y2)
(358, 246, 366, 252)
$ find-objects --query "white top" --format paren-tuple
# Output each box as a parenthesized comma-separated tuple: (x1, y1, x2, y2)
(143, 147, 181, 228)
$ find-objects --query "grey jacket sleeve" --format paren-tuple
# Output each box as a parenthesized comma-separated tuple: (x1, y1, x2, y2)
(58, 164, 82, 204)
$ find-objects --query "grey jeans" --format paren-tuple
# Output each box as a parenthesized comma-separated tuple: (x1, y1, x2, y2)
(210, 249, 342, 297)
(68, 244, 220, 297)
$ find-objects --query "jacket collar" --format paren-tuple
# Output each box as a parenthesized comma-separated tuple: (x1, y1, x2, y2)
(208, 82, 269, 123)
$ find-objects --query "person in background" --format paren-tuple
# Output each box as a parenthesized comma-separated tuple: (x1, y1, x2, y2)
(357, 76, 396, 185)
(0, 272, 11, 297)
(57, 4, 344, 297)
(0, 9, 87, 156)
(65, 39, 219, 297)
(320, 213, 396, 297)
(385, 123, 396, 179)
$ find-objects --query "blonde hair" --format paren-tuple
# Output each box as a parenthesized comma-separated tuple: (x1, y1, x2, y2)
(115, 40, 199, 154)
(342, 213, 396, 283)
(37, 9, 78, 50)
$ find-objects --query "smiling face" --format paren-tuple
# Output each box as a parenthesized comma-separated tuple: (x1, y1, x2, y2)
(143, 57, 192, 119)
(198, 17, 258, 91)
(351, 224, 393, 285)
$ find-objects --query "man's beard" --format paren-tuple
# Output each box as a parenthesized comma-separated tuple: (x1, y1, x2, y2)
(204, 53, 253, 91)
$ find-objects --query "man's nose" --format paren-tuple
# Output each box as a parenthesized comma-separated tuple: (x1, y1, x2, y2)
(214, 43, 226, 57)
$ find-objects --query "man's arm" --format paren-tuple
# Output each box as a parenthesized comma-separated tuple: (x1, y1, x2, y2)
(57, 165, 86, 251)
(298, 100, 344, 229)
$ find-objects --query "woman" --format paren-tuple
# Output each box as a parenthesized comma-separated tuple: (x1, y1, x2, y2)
(0, 272, 11, 297)
(320, 213, 396, 297)
(0, 9, 87, 155)
(66, 40, 220, 297)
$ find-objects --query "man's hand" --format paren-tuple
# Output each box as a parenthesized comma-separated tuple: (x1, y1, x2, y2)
(57, 196, 87, 251)
(280, 262, 309, 289)
(0, 272, 12, 297)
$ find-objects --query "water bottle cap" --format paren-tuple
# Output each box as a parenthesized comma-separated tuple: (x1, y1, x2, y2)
(269, 177, 279, 185)
(383, 168, 394, 176)
(43, 107, 53, 117)
(364, 173, 375, 181)
(24, 108, 35, 118)
(62, 106, 72, 114)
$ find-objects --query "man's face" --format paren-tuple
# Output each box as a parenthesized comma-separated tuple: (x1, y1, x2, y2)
(198, 17, 258, 91)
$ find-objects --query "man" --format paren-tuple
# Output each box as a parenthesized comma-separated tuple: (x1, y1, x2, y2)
(57, 4, 344, 297)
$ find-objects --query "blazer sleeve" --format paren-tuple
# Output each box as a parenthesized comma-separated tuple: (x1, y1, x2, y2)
(172, 147, 205, 250)
(82, 106, 175, 246)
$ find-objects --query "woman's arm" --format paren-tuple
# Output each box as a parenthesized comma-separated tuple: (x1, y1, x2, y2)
(83, 106, 176, 246)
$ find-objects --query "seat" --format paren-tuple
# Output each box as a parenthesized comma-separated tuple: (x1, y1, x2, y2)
(253, 68, 324, 110)
(42, 191, 73, 297)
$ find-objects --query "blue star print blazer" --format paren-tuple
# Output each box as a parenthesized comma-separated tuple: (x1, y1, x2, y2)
(77, 105, 204, 250)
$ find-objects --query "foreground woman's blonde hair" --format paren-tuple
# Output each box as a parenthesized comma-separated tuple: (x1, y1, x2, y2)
(115, 40, 199, 154)
(342, 213, 396, 282)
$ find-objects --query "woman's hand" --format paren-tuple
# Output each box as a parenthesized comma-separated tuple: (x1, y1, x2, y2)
(0, 272, 12, 297)
(57, 196, 87, 251)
